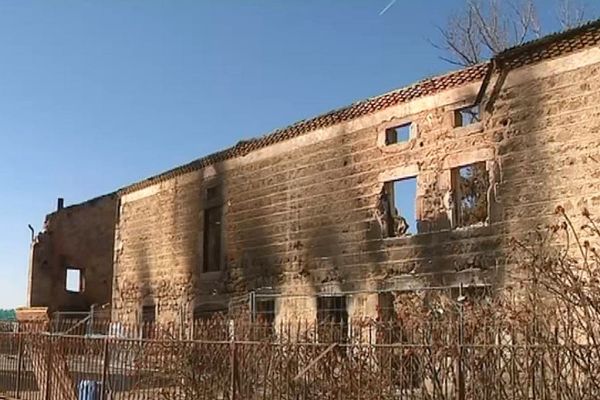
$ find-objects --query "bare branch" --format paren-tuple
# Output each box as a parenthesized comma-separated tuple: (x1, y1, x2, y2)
(471, 0, 508, 54)
(508, 0, 541, 44)
(431, 0, 550, 67)
(558, 0, 586, 29)
(431, 22, 481, 67)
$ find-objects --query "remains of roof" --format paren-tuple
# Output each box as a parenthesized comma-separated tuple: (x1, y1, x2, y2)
(496, 17, 600, 68)
(120, 18, 600, 195)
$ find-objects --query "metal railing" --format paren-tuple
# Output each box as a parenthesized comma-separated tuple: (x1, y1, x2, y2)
(1, 317, 599, 400)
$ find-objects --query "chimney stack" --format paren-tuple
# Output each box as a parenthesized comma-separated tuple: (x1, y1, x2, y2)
(57, 198, 64, 211)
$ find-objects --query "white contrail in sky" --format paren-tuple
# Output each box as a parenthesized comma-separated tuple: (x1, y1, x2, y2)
(379, 0, 397, 15)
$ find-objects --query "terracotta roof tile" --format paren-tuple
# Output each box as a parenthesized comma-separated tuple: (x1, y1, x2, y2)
(497, 18, 600, 69)
(120, 19, 600, 195)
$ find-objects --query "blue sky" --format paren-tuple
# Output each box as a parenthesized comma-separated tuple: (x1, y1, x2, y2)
(0, 1, 598, 309)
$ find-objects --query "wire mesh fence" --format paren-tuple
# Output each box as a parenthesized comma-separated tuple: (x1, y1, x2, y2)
(1, 316, 599, 400)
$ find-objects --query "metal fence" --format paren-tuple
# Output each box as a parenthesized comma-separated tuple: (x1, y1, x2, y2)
(1, 317, 599, 400)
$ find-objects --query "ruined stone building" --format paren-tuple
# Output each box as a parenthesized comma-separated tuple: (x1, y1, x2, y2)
(24, 21, 600, 327)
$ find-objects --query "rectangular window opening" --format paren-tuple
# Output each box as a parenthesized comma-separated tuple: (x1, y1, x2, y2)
(142, 305, 156, 323)
(255, 299, 275, 326)
(377, 292, 395, 322)
(317, 295, 348, 343)
(454, 105, 480, 127)
(203, 206, 222, 272)
(254, 299, 276, 338)
(377, 292, 422, 389)
(380, 177, 417, 237)
(385, 123, 412, 145)
(65, 267, 83, 293)
(451, 162, 489, 228)
(141, 304, 156, 339)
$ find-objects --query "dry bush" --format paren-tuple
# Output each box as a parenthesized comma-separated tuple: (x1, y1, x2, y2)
(145, 207, 600, 399)
(506, 206, 600, 397)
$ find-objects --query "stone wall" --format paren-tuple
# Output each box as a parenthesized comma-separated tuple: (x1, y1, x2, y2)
(112, 47, 600, 324)
(27, 194, 117, 313)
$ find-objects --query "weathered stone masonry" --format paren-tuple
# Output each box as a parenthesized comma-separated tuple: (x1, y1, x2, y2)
(27, 194, 117, 313)
(25, 21, 600, 325)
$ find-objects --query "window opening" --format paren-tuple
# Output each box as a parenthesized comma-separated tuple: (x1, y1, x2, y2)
(254, 299, 276, 338)
(451, 162, 489, 228)
(379, 177, 417, 237)
(65, 267, 83, 293)
(317, 295, 348, 343)
(255, 299, 275, 326)
(377, 292, 421, 389)
(454, 105, 480, 127)
(203, 206, 222, 272)
(142, 305, 156, 323)
(385, 123, 412, 145)
(141, 304, 156, 339)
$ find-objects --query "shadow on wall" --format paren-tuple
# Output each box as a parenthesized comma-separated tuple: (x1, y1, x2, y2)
(190, 161, 235, 314)
(130, 233, 153, 324)
(300, 127, 358, 295)
(236, 155, 318, 296)
(491, 65, 550, 288)
(233, 127, 367, 303)
(112, 194, 155, 324)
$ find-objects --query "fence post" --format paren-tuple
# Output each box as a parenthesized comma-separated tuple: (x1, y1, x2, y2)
(457, 301, 465, 400)
(44, 336, 53, 400)
(249, 291, 256, 322)
(100, 337, 110, 400)
(15, 333, 23, 399)
(230, 339, 237, 400)
(88, 304, 95, 336)
(228, 320, 237, 400)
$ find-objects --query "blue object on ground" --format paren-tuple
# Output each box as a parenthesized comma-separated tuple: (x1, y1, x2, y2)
(78, 380, 101, 400)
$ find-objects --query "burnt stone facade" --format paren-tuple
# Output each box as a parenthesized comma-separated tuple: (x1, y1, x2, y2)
(27, 194, 117, 314)
(25, 22, 600, 325)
